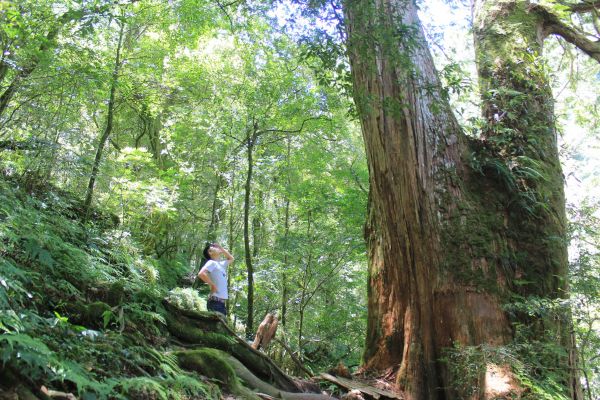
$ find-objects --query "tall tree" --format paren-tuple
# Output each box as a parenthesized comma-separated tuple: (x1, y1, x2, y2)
(83, 17, 125, 216)
(280, 133, 292, 327)
(243, 121, 259, 337)
(340, 0, 599, 398)
(0, 2, 88, 120)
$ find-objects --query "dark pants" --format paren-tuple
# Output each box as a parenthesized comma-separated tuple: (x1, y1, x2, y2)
(207, 298, 227, 316)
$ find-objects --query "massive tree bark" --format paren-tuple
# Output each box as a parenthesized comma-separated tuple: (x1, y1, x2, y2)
(342, 0, 588, 398)
(343, 1, 464, 397)
(471, 2, 584, 398)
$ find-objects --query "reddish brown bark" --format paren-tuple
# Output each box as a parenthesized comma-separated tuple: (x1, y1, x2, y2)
(344, 1, 467, 397)
(343, 0, 581, 399)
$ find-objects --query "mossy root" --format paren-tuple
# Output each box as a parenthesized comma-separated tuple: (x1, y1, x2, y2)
(176, 348, 335, 400)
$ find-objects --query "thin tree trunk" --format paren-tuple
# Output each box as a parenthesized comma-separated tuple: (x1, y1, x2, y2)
(297, 210, 313, 354)
(0, 41, 57, 118)
(0, 9, 80, 119)
(252, 191, 263, 258)
(83, 22, 125, 217)
(141, 96, 173, 169)
(281, 196, 290, 328)
(0, 57, 9, 84)
(281, 133, 291, 327)
(43, 85, 69, 182)
(0, 70, 30, 119)
(227, 160, 237, 319)
(281, 204, 290, 326)
(244, 130, 256, 338)
(207, 173, 221, 242)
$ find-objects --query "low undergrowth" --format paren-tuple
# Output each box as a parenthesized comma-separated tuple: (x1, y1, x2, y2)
(0, 176, 220, 399)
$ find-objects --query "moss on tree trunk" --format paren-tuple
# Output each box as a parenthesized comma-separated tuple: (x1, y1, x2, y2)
(342, 0, 581, 398)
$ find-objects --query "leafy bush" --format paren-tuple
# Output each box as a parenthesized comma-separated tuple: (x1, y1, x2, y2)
(441, 341, 571, 400)
(165, 287, 207, 312)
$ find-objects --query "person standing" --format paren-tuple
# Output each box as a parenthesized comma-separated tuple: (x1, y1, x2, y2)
(198, 243, 234, 316)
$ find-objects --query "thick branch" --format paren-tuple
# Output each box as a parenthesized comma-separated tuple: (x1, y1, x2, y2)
(272, 338, 312, 377)
(0, 138, 54, 151)
(532, 4, 600, 63)
(560, 1, 600, 13)
(0, 8, 87, 118)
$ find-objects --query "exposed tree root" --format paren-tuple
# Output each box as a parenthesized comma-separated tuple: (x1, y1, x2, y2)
(163, 301, 331, 398)
(0, 368, 51, 400)
(176, 348, 335, 400)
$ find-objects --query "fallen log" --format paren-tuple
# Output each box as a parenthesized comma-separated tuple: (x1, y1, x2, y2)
(319, 373, 402, 400)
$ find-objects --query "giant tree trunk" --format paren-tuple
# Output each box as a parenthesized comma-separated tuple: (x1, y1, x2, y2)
(344, 2, 462, 397)
(472, 2, 581, 398)
(342, 0, 580, 399)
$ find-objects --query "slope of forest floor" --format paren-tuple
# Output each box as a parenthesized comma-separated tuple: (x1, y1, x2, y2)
(0, 175, 399, 400)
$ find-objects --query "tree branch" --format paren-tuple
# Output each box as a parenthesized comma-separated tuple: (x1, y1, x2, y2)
(0, 138, 55, 151)
(214, 0, 239, 30)
(560, 1, 600, 13)
(531, 5, 600, 63)
(256, 116, 330, 136)
(272, 338, 312, 377)
(110, 138, 121, 151)
(303, 245, 355, 307)
(350, 160, 368, 195)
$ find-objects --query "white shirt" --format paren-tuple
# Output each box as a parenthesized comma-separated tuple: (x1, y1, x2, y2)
(204, 259, 229, 299)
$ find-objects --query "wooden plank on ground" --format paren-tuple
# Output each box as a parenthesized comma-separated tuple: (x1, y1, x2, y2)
(319, 373, 402, 400)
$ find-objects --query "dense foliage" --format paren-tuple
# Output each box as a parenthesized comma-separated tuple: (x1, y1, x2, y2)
(0, 0, 367, 396)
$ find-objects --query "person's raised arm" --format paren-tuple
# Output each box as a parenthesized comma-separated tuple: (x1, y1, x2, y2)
(215, 243, 234, 264)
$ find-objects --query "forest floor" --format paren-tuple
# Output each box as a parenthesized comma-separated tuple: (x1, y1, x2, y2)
(0, 175, 402, 400)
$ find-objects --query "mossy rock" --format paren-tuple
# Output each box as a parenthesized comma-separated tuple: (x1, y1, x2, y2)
(69, 301, 112, 328)
(67, 300, 111, 328)
(86, 301, 111, 321)
(106, 280, 125, 306)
